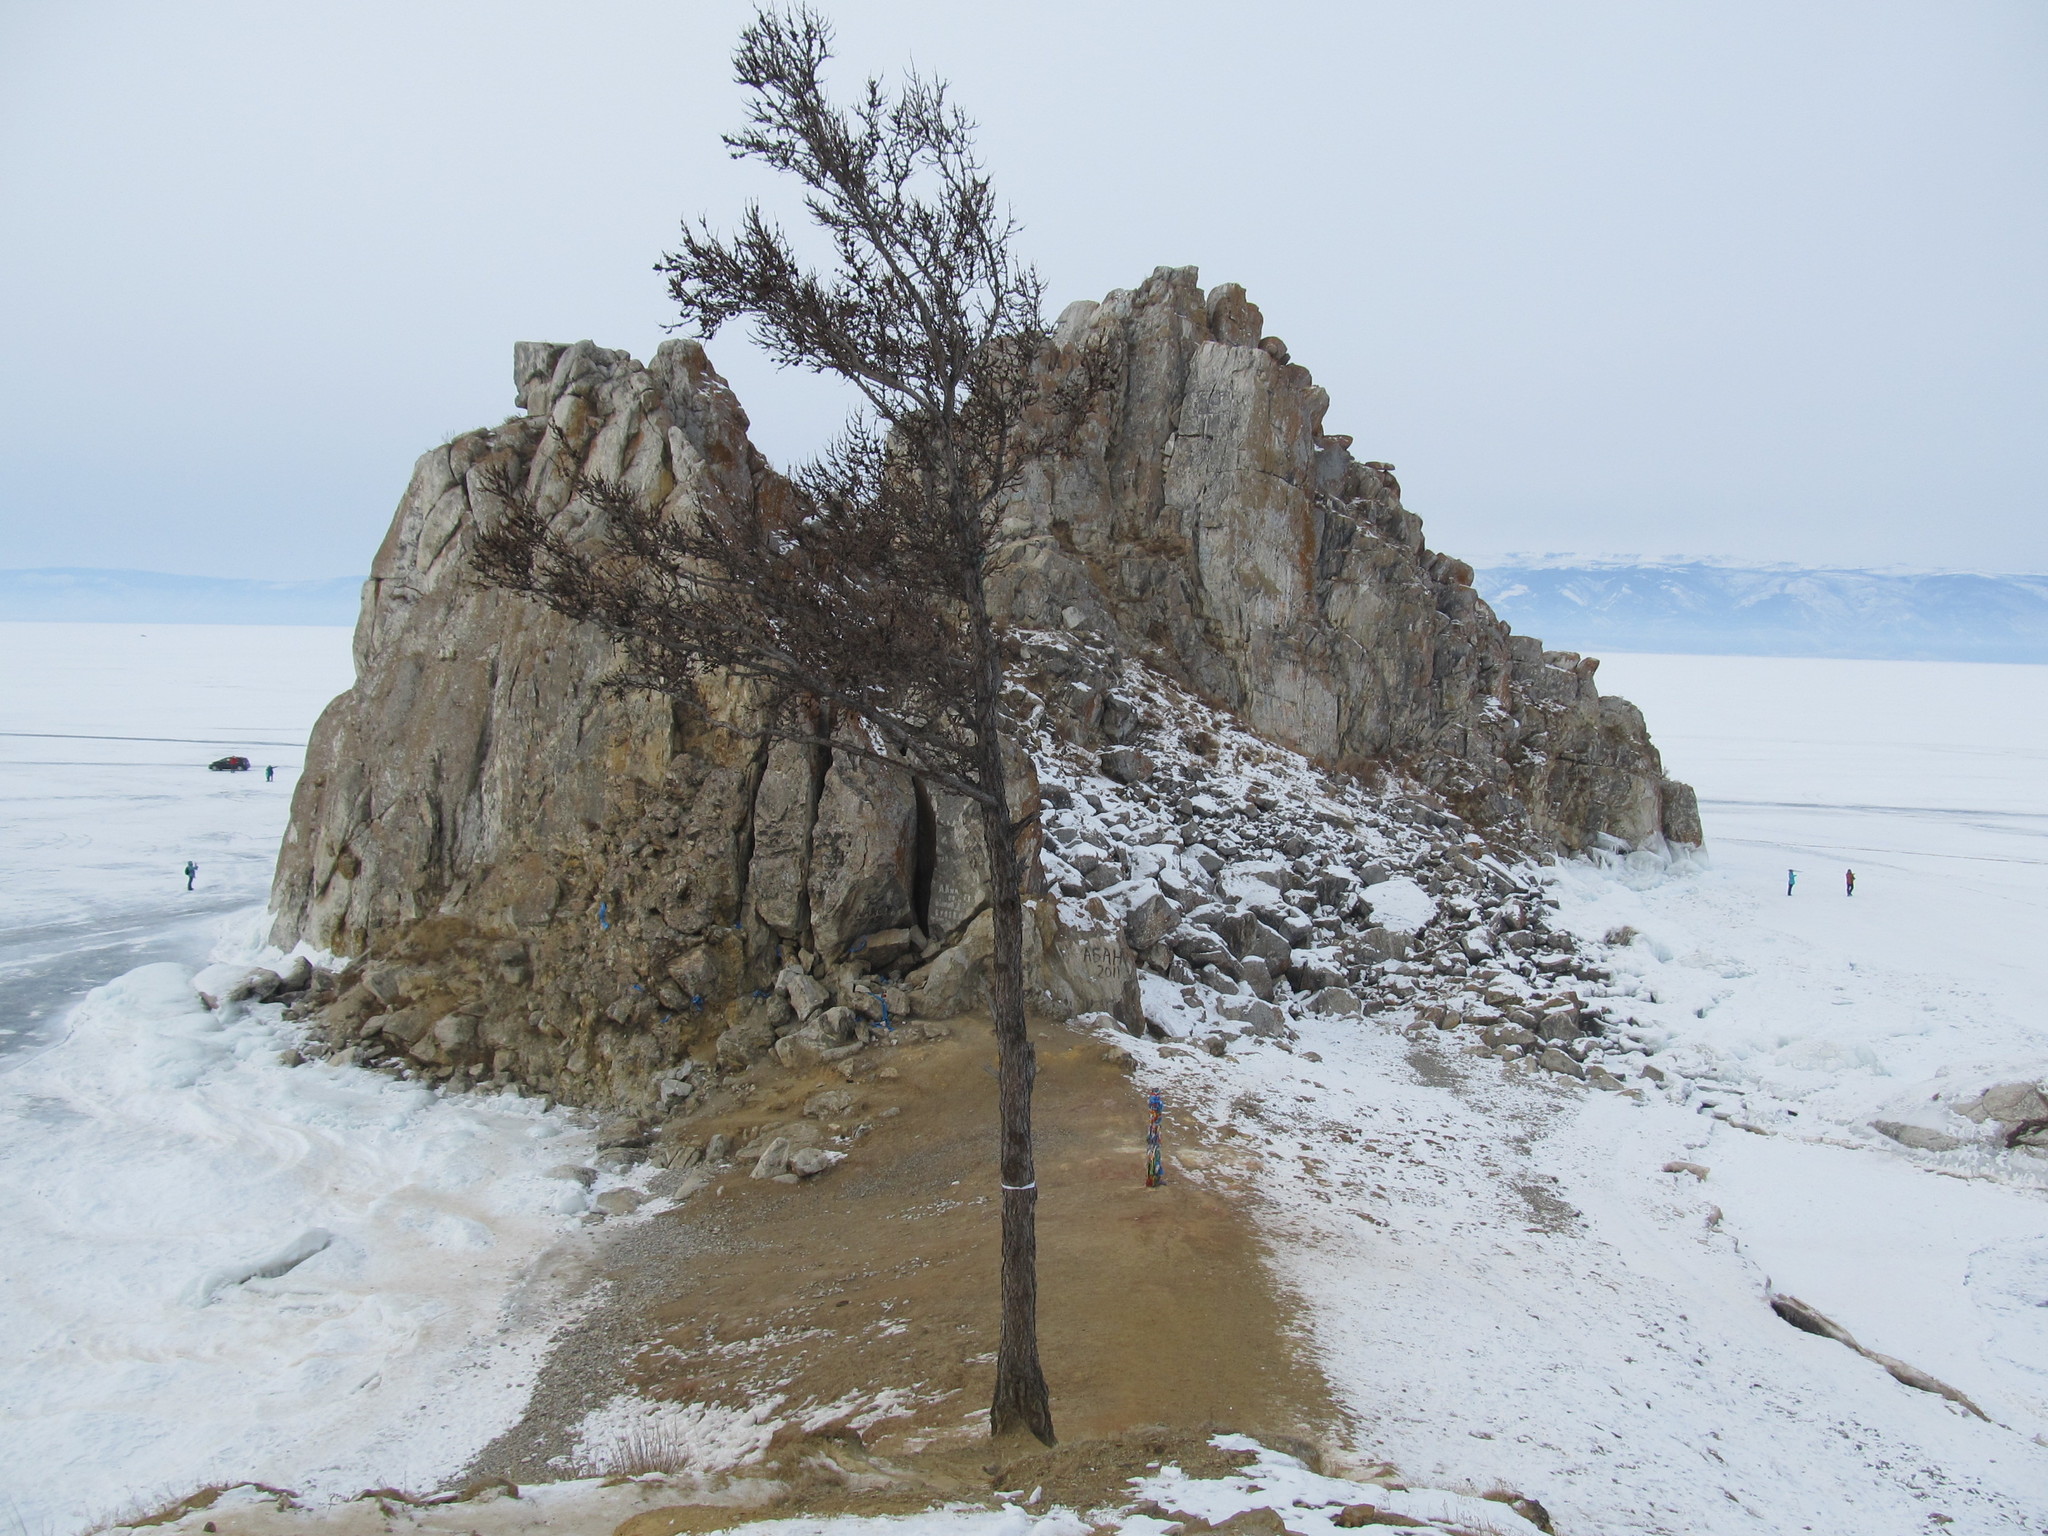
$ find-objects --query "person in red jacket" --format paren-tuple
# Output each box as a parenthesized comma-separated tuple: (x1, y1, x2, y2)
(1846, 869, 1856, 897)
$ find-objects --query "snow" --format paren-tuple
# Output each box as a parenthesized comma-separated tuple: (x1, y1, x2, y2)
(570, 1394, 785, 1479)
(1361, 875, 1436, 934)
(10, 623, 2048, 1535)
(1081, 653, 2048, 1534)
(1569, 652, 2048, 1166)
(92, 1431, 1542, 1536)
(0, 623, 598, 1534)
(0, 622, 359, 1060)
(1130, 1436, 1546, 1533)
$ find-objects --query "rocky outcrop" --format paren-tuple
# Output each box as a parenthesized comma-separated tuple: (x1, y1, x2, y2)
(270, 272, 1699, 1107)
(272, 340, 1093, 1105)
(994, 266, 1694, 850)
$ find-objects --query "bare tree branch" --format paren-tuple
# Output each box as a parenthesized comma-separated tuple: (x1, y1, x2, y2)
(473, 4, 1094, 1446)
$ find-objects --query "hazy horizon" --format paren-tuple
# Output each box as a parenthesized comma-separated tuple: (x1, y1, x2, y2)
(3, 0, 2043, 580)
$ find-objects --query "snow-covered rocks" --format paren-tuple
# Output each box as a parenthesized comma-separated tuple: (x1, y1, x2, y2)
(1871, 1119, 1968, 1153)
(1305, 986, 1363, 1017)
(1015, 657, 1672, 1096)
(1956, 1080, 2048, 1129)
(191, 961, 306, 1009)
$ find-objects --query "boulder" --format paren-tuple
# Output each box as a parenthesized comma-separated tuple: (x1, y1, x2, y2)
(192, 964, 284, 1009)
(813, 1005, 860, 1044)
(1220, 912, 1293, 973)
(807, 746, 918, 961)
(739, 1121, 823, 1160)
(1204, 1508, 1293, 1534)
(1956, 1082, 2048, 1126)
(1100, 746, 1154, 784)
(1273, 908, 1318, 947)
(777, 965, 831, 1020)
(1292, 955, 1347, 992)
(750, 1138, 794, 1179)
(1306, 986, 1362, 1017)
(1534, 999, 1582, 1041)
(1873, 1120, 1967, 1153)
(1123, 890, 1183, 953)
(1221, 857, 1289, 893)
(909, 909, 995, 1017)
(747, 738, 817, 939)
(804, 1088, 858, 1119)
(847, 927, 925, 971)
(429, 1011, 478, 1053)
(1037, 898, 1138, 1026)
(1358, 926, 1410, 962)
(716, 1014, 777, 1071)
(773, 1029, 834, 1070)
(1220, 996, 1288, 1035)
(789, 1147, 845, 1178)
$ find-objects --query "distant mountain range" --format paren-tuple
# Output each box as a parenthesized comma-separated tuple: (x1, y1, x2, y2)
(6, 561, 2048, 662)
(0, 568, 364, 626)
(1473, 558, 2048, 663)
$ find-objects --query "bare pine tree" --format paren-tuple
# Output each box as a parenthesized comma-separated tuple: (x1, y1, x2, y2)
(473, 6, 1087, 1445)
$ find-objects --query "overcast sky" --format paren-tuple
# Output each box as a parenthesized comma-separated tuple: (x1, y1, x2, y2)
(2, 0, 2043, 578)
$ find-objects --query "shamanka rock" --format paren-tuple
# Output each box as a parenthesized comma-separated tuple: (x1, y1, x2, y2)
(269, 269, 1700, 1107)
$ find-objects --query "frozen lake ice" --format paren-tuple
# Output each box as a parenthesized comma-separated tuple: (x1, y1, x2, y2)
(3, 625, 2046, 1533)
(0, 622, 355, 1060)
(1, 624, 599, 1533)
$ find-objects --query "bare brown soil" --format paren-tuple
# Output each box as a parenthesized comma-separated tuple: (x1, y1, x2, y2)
(462, 1015, 1347, 1521)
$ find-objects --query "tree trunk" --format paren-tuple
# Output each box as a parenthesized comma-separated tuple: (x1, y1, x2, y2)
(979, 759, 1055, 1445)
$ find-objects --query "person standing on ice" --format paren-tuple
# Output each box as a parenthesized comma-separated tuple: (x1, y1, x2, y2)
(183, 860, 197, 891)
(265, 765, 274, 783)
(1846, 869, 1856, 897)
(1787, 869, 1798, 896)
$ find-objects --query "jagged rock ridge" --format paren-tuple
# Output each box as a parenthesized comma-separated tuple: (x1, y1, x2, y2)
(270, 269, 1700, 1106)
(995, 268, 1697, 851)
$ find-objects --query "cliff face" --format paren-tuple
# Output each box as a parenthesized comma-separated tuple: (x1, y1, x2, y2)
(994, 266, 1697, 850)
(271, 270, 1698, 1107)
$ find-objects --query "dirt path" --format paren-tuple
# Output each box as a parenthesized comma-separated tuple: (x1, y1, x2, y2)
(465, 1016, 1344, 1500)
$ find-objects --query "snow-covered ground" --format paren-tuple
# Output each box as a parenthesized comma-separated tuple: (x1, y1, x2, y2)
(1585, 651, 2048, 1173)
(1110, 652, 2048, 1534)
(6, 627, 2047, 1535)
(0, 624, 599, 1534)
(0, 622, 354, 1060)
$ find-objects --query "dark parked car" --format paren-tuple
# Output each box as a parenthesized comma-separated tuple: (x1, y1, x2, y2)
(208, 755, 252, 772)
